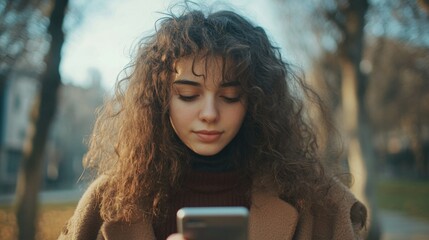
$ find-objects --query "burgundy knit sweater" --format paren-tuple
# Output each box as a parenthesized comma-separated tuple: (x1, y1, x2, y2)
(152, 170, 251, 240)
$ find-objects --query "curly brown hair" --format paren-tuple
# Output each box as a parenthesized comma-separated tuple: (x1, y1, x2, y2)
(83, 3, 331, 222)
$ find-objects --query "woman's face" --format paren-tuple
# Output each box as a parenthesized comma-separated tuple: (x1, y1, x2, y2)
(169, 56, 247, 156)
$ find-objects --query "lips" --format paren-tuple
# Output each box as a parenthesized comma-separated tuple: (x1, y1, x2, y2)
(193, 130, 223, 143)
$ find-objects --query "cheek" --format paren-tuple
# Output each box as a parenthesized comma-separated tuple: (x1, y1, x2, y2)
(225, 105, 247, 127)
(169, 101, 195, 129)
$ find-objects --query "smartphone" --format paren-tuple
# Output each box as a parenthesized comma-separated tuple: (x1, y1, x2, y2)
(177, 206, 249, 240)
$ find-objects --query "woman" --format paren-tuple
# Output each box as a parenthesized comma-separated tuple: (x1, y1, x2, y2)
(59, 4, 367, 240)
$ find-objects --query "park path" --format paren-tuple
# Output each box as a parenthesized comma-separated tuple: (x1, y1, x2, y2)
(1, 189, 429, 239)
(0, 188, 84, 205)
(380, 210, 429, 240)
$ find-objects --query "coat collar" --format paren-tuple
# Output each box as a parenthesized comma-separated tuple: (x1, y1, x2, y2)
(101, 189, 299, 240)
(249, 189, 299, 240)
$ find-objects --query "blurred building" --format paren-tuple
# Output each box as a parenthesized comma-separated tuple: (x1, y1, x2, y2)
(0, 70, 38, 193)
(45, 77, 105, 189)
(0, 70, 105, 194)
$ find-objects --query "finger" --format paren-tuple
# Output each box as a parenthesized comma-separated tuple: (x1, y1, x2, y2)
(166, 233, 185, 240)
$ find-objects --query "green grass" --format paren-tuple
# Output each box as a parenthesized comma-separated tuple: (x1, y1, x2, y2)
(0, 202, 77, 240)
(377, 179, 429, 221)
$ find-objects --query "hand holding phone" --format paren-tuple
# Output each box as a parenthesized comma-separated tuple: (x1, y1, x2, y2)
(177, 207, 249, 240)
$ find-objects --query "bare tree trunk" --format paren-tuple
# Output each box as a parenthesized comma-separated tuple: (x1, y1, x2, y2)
(341, 58, 381, 239)
(404, 116, 427, 178)
(15, 0, 69, 239)
(0, 73, 8, 141)
(331, 1, 381, 239)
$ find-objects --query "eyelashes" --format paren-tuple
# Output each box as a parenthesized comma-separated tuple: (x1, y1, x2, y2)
(177, 94, 242, 103)
(222, 96, 241, 103)
(178, 95, 198, 102)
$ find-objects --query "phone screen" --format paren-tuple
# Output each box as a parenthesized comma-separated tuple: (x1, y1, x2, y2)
(177, 207, 249, 240)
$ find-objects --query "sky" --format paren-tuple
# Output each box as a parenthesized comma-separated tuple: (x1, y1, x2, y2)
(60, 0, 286, 91)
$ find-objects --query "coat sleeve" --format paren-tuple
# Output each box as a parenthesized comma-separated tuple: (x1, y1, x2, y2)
(324, 179, 368, 240)
(293, 178, 367, 240)
(58, 177, 105, 240)
(350, 200, 367, 237)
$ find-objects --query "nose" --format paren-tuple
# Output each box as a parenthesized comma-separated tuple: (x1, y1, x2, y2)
(199, 96, 219, 123)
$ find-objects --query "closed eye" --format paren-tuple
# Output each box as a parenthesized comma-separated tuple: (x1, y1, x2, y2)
(222, 96, 241, 103)
(178, 95, 198, 102)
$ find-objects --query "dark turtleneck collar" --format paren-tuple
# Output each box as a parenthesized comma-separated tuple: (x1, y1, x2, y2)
(188, 143, 237, 172)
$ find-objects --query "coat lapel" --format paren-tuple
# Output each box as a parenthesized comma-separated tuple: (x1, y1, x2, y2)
(249, 190, 299, 240)
(101, 218, 156, 240)
(102, 190, 299, 240)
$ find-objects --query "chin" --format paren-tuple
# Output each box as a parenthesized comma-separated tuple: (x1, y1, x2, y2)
(192, 147, 223, 156)
(194, 151, 220, 156)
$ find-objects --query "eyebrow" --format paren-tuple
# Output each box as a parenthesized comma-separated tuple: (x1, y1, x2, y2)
(173, 79, 240, 88)
(173, 79, 200, 86)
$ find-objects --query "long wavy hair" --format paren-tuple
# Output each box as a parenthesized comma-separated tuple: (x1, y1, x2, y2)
(83, 3, 331, 222)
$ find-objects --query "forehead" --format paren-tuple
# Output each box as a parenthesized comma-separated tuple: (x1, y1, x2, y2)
(174, 55, 223, 77)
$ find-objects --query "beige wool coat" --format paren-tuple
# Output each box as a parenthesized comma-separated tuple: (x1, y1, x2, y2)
(59, 177, 367, 240)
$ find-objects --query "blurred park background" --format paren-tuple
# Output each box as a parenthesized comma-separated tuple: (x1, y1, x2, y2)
(0, 0, 429, 239)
